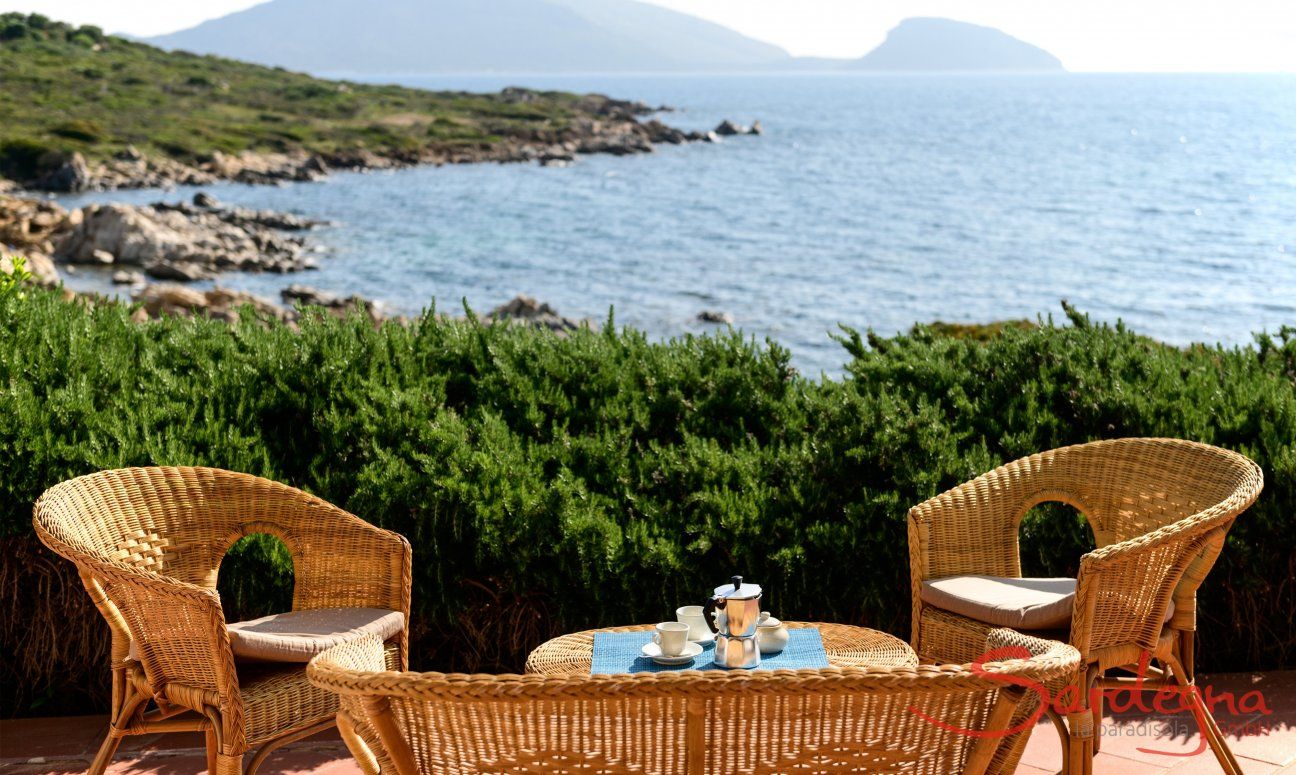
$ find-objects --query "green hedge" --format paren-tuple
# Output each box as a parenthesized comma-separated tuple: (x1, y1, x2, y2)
(1, 289, 1292, 716)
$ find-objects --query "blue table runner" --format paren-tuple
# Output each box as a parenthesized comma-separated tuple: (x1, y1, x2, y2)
(591, 628, 830, 674)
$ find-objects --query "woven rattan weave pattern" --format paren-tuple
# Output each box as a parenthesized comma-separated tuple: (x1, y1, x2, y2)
(32, 466, 412, 775)
(525, 622, 918, 677)
(310, 628, 1078, 775)
(907, 438, 1264, 775)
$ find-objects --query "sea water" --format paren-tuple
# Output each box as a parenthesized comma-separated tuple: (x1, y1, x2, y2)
(56, 73, 1296, 375)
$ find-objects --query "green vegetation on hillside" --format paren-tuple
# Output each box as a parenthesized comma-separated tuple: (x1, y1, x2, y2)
(2, 288, 1292, 716)
(0, 13, 590, 181)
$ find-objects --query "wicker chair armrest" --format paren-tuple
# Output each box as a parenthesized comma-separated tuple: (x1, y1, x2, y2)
(983, 629, 1080, 684)
(76, 555, 236, 702)
(1071, 517, 1221, 654)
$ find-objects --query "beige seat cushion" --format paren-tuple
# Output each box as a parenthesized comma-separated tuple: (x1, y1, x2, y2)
(922, 576, 1078, 630)
(129, 607, 404, 663)
(922, 575, 1174, 631)
(227, 607, 404, 663)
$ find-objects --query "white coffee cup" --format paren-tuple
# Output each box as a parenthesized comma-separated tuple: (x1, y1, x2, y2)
(653, 621, 690, 656)
(676, 605, 710, 641)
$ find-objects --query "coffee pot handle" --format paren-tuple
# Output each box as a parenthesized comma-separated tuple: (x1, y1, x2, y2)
(702, 596, 725, 634)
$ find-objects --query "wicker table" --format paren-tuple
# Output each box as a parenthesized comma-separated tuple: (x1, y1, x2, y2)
(525, 622, 917, 676)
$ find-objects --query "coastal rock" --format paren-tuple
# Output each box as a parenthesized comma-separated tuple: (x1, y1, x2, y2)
(145, 260, 214, 281)
(56, 200, 316, 280)
(697, 310, 734, 324)
(485, 295, 589, 334)
(686, 130, 720, 143)
(713, 120, 762, 137)
(193, 191, 220, 209)
(1, 195, 71, 255)
(1, 251, 59, 287)
(33, 152, 91, 193)
(1, 195, 69, 286)
(90, 249, 115, 265)
(154, 196, 328, 231)
(281, 284, 383, 324)
(111, 269, 144, 285)
(133, 283, 287, 322)
(644, 120, 688, 145)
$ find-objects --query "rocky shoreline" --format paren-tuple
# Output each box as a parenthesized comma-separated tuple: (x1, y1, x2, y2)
(11, 90, 761, 193)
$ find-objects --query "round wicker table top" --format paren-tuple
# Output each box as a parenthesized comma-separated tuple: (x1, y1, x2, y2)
(525, 622, 918, 676)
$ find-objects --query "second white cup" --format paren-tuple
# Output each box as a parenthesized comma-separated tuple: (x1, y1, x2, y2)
(676, 605, 710, 641)
(653, 621, 690, 656)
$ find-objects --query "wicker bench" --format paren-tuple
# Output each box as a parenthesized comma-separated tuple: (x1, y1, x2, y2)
(309, 629, 1080, 775)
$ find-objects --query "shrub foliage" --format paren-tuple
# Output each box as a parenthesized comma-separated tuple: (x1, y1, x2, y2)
(1, 290, 1292, 716)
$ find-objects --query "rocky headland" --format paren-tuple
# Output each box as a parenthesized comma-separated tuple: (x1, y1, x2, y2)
(13, 93, 758, 193)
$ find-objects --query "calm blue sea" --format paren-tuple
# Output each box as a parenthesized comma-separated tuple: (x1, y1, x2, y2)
(57, 73, 1296, 375)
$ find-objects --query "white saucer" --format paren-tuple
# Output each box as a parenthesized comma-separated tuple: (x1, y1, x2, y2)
(641, 640, 704, 665)
(689, 630, 715, 646)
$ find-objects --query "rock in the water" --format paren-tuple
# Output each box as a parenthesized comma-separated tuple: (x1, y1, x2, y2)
(281, 284, 382, 324)
(133, 283, 286, 322)
(686, 130, 720, 143)
(713, 120, 761, 137)
(1, 195, 69, 287)
(485, 295, 588, 334)
(644, 120, 687, 145)
(34, 152, 91, 193)
(145, 260, 215, 281)
(1, 251, 59, 287)
(56, 200, 317, 281)
(193, 191, 220, 209)
(697, 310, 734, 324)
(111, 269, 144, 285)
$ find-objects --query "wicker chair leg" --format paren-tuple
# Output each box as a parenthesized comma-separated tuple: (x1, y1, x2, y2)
(215, 753, 243, 775)
(1046, 707, 1071, 775)
(206, 729, 219, 774)
(88, 684, 150, 775)
(1091, 668, 1104, 753)
(244, 720, 336, 775)
(1165, 653, 1242, 775)
(86, 730, 125, 775)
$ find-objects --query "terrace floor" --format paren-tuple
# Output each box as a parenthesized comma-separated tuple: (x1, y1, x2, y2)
(1, 670, 1292, 774)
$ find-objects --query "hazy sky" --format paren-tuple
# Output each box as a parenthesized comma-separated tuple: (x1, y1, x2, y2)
(4, 0, 1294, 72)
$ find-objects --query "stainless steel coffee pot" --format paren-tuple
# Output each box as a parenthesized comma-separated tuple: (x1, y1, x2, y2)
(703, 575, 762, 669)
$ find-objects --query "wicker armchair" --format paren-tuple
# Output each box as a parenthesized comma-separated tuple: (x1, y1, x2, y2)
(907, 438, 1263, 775)
(32, 467, 412, 775)
(308, 629, 1079, 775)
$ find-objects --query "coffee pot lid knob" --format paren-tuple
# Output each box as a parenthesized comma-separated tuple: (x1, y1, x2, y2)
(713, 574, 762, 599)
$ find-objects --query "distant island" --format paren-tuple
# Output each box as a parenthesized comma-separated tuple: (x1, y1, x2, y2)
(0, 13, 739, 193)
(142, 1, 1064, 75)
(145, 0, 791, 74)
(850, 18, 1064, 72)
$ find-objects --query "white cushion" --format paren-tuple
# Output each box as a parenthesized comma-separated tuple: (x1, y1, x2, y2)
(922, 575, 1175, 631)
(128, 607, 403, 663)
(922, 576, 1077, 629)
(227, 607, 404, 663)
